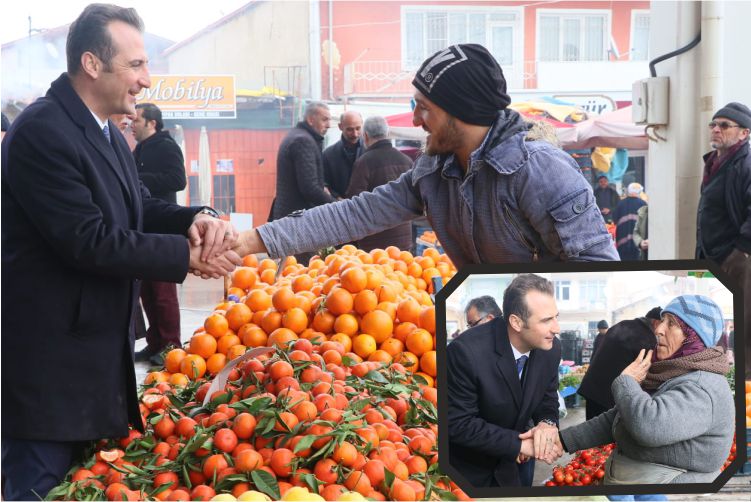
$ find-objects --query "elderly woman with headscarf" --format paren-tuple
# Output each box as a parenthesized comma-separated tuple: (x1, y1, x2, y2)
(524, 294, 734, 484)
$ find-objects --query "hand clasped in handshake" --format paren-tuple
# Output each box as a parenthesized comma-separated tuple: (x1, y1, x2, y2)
(518, 421, 564, 465)
(187, 215, 242, 279)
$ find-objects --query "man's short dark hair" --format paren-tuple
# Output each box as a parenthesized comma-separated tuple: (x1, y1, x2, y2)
(464, 295, 502, 319)
(502, 274, 554, 325)
(66, 3, 144, 75)
(597, 320, 609, 330)
(136, 103, 163, 131)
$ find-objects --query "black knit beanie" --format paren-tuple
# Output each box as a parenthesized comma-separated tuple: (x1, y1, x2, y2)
(713, 102, 751, 129)
(412, 44, 511, 126)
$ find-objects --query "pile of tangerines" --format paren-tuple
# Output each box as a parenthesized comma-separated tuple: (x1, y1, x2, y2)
(50, 245, 469, 501)
(148, 244, 453, 389)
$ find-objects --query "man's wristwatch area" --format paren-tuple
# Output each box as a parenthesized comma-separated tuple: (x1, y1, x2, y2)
(197, 207, 221, 218)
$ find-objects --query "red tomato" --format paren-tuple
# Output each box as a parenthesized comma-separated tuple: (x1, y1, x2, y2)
(581, 474, 592, 485)
(553, 471, 565, 484)
(545, 481, 557, 487)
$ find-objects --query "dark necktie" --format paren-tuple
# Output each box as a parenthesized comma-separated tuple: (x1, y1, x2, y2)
(516, 355, 528, 380)
(103, 123, 111, 144)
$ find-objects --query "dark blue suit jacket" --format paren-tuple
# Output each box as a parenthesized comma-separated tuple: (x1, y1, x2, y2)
(1, 73, 199, 441)
(447, 317, 561, 487)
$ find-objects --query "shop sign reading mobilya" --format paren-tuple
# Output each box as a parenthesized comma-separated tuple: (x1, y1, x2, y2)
(136, 75, 237, 119)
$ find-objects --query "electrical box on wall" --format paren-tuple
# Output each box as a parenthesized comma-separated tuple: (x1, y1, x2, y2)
(632, 77, 669, 125)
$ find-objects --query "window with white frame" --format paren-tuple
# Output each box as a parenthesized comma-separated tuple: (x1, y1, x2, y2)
(403, 8, 519, 69)
(631, 12, 650, 61)
(538, 11, 609, 62)
(555, 280, 571, 301)
(579, 280, 607, 308)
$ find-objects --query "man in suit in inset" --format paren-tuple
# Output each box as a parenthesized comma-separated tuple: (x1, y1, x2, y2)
(447, 274, 562, 487)
(1, 5, 240, 499)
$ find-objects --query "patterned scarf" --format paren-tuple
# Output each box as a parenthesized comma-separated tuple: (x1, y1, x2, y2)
(642, 347, 729, 391)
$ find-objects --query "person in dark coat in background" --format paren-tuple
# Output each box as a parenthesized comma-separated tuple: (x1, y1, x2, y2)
(131, 102, 187, 363)
(697, 102, 751, 379)
(0, 5, 239, 500)
(270, 101, 334, 264)
(345, 116, 413, 251)
(579, 307, 662, 420)
(593, 174, 620, 223)
(612, 183, 647, 260)
(591, 319, 609, 358)
(447, 274, 561, 488)
(132, 103, 186, 204)
(323, 110, 364, 199)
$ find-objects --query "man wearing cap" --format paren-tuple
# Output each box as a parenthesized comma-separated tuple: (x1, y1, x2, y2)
(612, 183, 647, 261)
(591, 319, 609, 359)
(579, 308, 662, 420)
(594, 174, 620, 224)
(232, 44, 618, 266)
(697, 102, 750, 378)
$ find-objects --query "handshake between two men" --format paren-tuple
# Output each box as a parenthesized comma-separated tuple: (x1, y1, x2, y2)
(186, 222, 271, 279)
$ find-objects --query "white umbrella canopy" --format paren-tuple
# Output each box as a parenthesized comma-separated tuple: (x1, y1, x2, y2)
(198, 126, 212, 207)
(173, 124, 188, 206)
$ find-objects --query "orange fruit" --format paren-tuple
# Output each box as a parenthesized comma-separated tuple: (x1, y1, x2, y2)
(326, 288, 354, 315)
(206, 353, 227, 374)
(419, 350, 437, 377)
(232, 267, 258, 290)
(217, 333, 241, 355)
(353, 334, 377, 359)
(225, 303, 252, 331)
(239, 325, 268, 348)
(260, 311, 283, 334)
(267, 328, 298, 348)
(312, 310, 336, 334)
(396, 298, 421, 324)
(180, 355, 207, 380)
(353, 289, 378, 315)
(245, 289, 272, 312)
(330, 333, 353, 353)
(334, 313, 359, 336)
(204, 313, 229, 338)
(418, 306, 436, 334)
(406, 328, 433, 356)
(282, 307, 308, 334)
(292, 274, 313, 292)
(380, 337, 404, 357)
(226, 344, 247, 360)
(189, 333, 218, 359)
(340, 267, 367, 293)
(164, 348, 187, 374)
(361, 310, 394, 343)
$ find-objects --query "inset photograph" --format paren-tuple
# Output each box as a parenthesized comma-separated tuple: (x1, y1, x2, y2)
(436, 263, 746, 498)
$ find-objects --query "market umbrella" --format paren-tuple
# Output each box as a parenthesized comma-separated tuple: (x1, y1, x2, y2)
(198, 126, 212, 207)
(562, 106, 648, 150)
(173, 124, 188, 206)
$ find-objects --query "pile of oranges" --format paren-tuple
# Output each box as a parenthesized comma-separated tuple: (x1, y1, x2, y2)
(49, 245, 468, 501)
(51, 335, 469, 500)
(145, 245, 455, 390)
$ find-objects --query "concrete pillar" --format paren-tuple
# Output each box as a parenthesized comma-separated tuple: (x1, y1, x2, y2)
(309, 0, 322, 100)
(647, 1, 702, 259)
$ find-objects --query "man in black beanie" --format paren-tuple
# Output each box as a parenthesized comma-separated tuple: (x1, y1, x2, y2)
(697, 101, 750, 378)
(231, 44, 618, 269)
